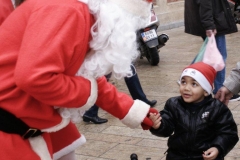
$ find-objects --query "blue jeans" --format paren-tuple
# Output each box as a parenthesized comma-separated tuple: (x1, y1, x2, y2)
(213, 35, 227, 94)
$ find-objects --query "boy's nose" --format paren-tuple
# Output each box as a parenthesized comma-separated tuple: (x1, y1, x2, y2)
(184, 84, 191, 90)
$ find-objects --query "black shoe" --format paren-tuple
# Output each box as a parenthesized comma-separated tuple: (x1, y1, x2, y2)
(146, 100, 157, 107)
(229, 94, 240, 102)
(83, 115, 108, 124)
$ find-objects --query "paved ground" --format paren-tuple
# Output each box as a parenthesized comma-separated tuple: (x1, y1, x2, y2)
(75, 26, 240, 160)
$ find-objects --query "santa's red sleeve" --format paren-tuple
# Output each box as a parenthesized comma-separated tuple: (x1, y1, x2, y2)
(0, 0, 14, 25)
(95, 77, 150, 128)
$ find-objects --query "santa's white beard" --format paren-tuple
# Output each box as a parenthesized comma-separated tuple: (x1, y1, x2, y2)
(78, 0, 151, 79)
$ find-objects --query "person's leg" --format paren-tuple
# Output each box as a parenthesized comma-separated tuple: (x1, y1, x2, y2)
(124, 64, 157, 107)
(213, 35, 239, 101)
(213, 34, 227, 95)
(83, 104, 108, 124)
(83, 104, 99, 117)
(124, 64, 147, 101)
(105, 72, 112, 81)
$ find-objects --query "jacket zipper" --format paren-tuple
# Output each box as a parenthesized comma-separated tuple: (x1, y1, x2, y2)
(187, 111, 196, 158)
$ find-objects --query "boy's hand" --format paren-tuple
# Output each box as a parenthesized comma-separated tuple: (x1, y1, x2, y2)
(149, 112, 161, 129)
(141, 108, 159, 130)
(202, 147, 219, 160)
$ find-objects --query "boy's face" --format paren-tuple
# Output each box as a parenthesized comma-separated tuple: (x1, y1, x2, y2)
(179, 76, 209, 103)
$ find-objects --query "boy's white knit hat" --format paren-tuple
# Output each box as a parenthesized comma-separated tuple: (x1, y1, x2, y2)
(108, 0, 152, 18)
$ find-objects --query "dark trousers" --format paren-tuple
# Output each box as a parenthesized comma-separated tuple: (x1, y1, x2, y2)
(84, 104, 99, 117)
(124, 64, 148, 103)
(84, 65, 148, 117)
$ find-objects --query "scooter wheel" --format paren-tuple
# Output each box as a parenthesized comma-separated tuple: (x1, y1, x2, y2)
(146, 47, 159, 66)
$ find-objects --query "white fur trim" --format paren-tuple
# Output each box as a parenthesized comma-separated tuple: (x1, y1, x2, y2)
(180, 68, 212, 94)
(121, 99, 150, 128)
(53, 135, 86, 160)
(41, 118, 70, 133)
(79, 76, 98, 111)
(57, 76, 98, 123)
(108, 0, 151, 18)
(78, 0, 88, 4)
(29, 136, 52, 160)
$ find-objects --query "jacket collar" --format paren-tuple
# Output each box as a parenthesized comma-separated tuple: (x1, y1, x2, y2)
(179, 95, 212, 112)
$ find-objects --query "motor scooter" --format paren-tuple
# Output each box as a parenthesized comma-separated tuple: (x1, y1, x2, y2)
(137, 7, 169, 66)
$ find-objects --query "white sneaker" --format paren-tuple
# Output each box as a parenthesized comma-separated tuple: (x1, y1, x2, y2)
(229, 94, 240, 102)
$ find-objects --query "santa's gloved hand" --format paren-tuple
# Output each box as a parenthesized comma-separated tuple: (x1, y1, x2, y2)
(141, 108, 159, 130)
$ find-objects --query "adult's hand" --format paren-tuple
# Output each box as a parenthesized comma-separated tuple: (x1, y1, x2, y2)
(206, 29, 217, 37)
(214, 86, 233, 105)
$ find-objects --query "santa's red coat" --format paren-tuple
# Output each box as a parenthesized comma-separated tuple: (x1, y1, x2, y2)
(0, 0, 13, 25)
(0, 0, 150, 159)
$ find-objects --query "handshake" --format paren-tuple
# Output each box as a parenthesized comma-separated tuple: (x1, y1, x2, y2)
(141, 108, 161, 130)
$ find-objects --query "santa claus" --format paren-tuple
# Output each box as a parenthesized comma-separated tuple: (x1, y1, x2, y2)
(0, 0, 156, 159)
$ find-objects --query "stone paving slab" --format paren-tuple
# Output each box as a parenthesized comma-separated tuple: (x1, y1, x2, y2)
(75, 26, 240, 160)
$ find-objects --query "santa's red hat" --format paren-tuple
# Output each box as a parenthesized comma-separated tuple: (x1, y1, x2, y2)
(180, 62, 216, 94)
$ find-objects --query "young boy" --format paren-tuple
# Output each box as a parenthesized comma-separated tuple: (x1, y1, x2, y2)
(149, 62, 239, 160)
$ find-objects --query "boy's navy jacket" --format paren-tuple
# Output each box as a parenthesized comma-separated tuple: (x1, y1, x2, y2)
(150, 95, 239, 160)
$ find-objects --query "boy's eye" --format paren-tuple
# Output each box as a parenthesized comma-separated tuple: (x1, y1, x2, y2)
(181, 80, 186, 84)
(192, 82, 198, 87)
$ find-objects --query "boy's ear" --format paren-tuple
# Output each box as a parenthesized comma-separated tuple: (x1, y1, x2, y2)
(204, 91, 209, 97)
